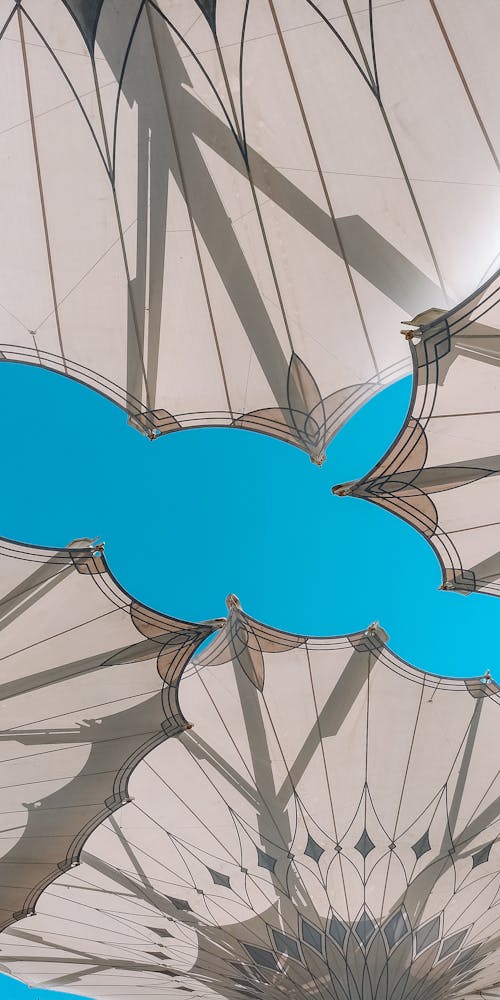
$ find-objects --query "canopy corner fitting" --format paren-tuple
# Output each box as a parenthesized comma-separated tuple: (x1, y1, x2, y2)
(226, 593, 242, 613)
(400, 325, 422, 344)
(365, 621, 389, 646)
(332, 480, 355, 497)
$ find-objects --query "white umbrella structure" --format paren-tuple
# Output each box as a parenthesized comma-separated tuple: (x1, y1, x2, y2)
(0, 0, 498, 459)
(1, 600, 500, 1000)
(0, 3, 499, 999)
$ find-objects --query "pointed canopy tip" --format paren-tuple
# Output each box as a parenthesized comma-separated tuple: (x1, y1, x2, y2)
(67, 535, 98, 547)
(365, 621, 390, 646)
(310, 451, 326, 467)
(226, 593, 241, 612)
(332, 480, 356, 497)
(439, 570, 475, 596)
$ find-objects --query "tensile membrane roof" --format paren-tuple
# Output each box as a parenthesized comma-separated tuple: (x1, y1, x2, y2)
(0, 3, 499, 1000)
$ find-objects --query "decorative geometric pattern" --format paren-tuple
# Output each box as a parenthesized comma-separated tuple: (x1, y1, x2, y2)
(257, 849, 277, 873)
(384, 909, 407, 949)
(300, 918, 323, 954)
(412, 829, 431, 860)
(354, 910, 376, 946)
(329, 914, 348, 950)
(354, 828, 375, 858)
(415, 916, 441, 955)
(207, 868, 231, 888)
(472, 842, 493, 868)
(304, 834, 323, 863)
(1, 610, 500, 1000)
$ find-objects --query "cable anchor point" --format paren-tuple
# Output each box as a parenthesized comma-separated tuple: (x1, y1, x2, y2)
(401, 321, 422, 344)
(365, 621, 390, 645)
(332, 481, 353, 497)
(310, 451, 326, 467)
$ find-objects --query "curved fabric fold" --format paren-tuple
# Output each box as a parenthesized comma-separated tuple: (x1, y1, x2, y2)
(0, 2, 499, 455)
(0, 535, 221, 932)
(1, 607, 500, 1000)
(337, 269, 500, 595)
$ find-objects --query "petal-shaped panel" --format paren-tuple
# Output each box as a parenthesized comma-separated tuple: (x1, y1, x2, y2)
(336, 269, 500, 595)
(1, 608, 500, 1000)
(0, 535, 220, 932)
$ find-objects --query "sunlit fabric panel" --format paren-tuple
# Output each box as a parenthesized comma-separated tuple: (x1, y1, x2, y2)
(1, 604, 500, 1000)
(337, 269, 500, 596)
(0, 537, 218, 932)
(0, 1, 499, 458)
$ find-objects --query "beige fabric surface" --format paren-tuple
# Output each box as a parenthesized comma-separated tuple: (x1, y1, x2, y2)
(1, 605, 500, 1000)
(1, 3, 500, 999)
(0, 536, 219, 932)
(0, 1, 498, 457)
(340, 269, 500, 595)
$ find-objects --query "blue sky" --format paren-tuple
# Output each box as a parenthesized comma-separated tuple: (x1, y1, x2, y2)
(0, 976, 83, 1000)
(1, 360, 499, 999)
(0, 362, 498, 676)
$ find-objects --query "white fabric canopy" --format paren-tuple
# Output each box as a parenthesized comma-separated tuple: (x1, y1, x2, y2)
(1, 600, 500, 1000)
(1, 3, 500, 998)
(0, 0, 498, 458)
(0, 535, 218, 932)
(336, 269, 500, 596)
